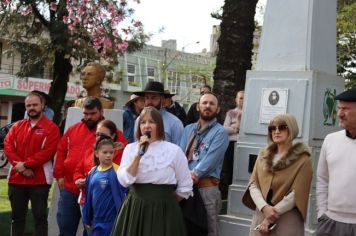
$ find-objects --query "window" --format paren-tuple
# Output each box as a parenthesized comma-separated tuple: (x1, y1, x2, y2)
(147, 67, 155, 81)
(128, 75, 135, 83)
(127, 64, 135, 74)
(127, 64, 135, 83)
(147, 67, 155, 77)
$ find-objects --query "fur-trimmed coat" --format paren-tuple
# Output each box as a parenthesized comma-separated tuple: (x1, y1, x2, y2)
(242, 142, 313, 221)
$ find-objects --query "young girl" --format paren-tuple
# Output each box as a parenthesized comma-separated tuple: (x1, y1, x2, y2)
(82, 137, 126, 236)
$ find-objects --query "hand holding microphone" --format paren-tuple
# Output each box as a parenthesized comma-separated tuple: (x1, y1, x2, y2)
(139, 131, 151, 157)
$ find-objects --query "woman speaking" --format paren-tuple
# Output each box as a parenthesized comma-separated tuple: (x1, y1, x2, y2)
(111, 106, 193, 236)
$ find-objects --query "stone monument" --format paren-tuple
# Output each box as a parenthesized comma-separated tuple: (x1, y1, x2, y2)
(219, 0, 344, 235)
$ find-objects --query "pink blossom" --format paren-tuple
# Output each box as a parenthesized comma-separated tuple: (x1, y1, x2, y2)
(68, 24, 74, 31)
(120, 41, 129, 51)
(49, 2, 57, 11)
(2, 0, 10, 6)
(63, 16, 69, 24)
(133, 20, 142, 27)
(21, 5, 32, 16)
(113, 30, 119, 37)
(4, 0, 144, 62)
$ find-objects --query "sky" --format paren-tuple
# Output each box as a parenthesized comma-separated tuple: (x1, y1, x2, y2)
(132, 0, 267, 53)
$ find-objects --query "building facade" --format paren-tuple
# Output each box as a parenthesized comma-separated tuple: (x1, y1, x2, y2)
(0, 39, 215, 126)
(113, 44, 215, 110)
(0, 40, 81, 126)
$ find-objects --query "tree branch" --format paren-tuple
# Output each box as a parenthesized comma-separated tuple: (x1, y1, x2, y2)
(30, 3, 49, 28)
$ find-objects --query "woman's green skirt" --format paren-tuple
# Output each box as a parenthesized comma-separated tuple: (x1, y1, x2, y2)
(111, 184, 187, 236)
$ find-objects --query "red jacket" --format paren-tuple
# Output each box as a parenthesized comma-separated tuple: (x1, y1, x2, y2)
(73, 129, 127, 205)
(4, 115, 60, 185)
(54, 120, 96, 195)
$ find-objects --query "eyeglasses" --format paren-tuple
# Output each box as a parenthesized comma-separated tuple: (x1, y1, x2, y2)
(95, 132, 112, 139)
(268, 125, 288, 132)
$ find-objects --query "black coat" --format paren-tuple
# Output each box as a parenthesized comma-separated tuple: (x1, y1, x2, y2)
(180, 185, 208, 236)
(166, 101, 187, 126)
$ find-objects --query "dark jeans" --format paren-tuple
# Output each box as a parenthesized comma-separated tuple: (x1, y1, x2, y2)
(8, 184, 50, 236)
(219, 141, 235, 200)
(57, 188, 84, 236)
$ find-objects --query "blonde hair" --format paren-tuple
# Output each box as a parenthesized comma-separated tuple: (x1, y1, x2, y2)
(267, 113, 299, 144)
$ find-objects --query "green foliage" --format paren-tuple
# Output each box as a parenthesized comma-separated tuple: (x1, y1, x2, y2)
(173, 63, 215, 82)
(337, 1, 356, 88)
(128, 81, 141, 87)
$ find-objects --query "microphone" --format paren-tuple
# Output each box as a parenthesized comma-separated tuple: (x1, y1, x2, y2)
(139, 131, 151, 157)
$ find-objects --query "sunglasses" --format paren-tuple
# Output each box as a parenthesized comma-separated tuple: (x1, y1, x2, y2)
(95, 132, 112, 139)
(268, 125, 288, 132)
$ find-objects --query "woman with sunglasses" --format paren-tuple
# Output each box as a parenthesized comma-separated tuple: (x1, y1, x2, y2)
(242, 113, 312, 235)
(73, 119, 128, 206)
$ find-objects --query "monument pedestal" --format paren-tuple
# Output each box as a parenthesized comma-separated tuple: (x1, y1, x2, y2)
(220, 0, 344, 234)
(219, 70, 343, 235)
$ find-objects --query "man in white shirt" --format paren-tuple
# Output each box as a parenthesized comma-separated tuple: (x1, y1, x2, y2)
(316, 87, 356, 235)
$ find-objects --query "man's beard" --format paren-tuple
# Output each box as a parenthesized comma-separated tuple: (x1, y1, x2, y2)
(146, 103, 161, 110)
(84, 119, 100, 130)
(27, 110, 42, 119)
(199, 109, 217, 121)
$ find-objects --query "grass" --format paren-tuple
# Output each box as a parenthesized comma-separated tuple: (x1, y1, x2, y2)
(0, 178, 54, 236)
(0, 178, 10, 212)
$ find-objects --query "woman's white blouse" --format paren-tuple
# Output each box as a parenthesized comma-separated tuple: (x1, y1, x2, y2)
(117, 140, 193, 199)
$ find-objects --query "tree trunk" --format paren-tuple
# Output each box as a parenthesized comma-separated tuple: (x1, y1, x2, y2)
(48, 50, 73, 124)
(213, 0, 258, 120)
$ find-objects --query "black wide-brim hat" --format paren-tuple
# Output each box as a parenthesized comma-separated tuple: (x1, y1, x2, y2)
(133, 81, 164, 96)
(335, 87, 356, 102)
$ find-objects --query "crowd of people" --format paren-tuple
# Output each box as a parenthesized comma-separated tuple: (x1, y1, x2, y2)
(3, 78, 356, 236)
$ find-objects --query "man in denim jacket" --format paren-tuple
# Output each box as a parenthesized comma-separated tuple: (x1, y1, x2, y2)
(179, 92, 229, 236)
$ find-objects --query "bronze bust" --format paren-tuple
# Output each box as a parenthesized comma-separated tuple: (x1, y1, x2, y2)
(74, 62, 114, 109)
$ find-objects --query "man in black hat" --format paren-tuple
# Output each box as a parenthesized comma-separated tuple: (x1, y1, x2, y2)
(316, 87, 356, 236)
(134, 81, 184, 144)
(163, 90, 187, 126)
